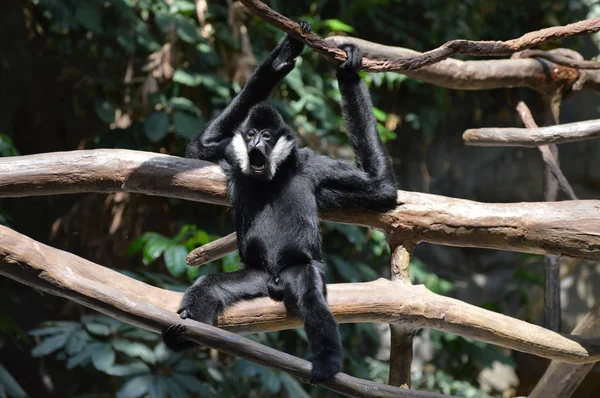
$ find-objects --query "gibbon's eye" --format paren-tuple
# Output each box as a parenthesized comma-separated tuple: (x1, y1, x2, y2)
(247, 130, 256, 139)
(262, 131, 271, 140)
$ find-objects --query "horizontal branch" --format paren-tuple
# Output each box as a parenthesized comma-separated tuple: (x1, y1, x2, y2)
(463, 118, 600, 147)
(240, 0, 600, 93)
(3, 225, 600, 366)
(0, 149, 598, 261)
(0, 226, 439, 398)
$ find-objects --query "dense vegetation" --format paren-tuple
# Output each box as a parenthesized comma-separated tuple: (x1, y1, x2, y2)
(0, 0, 595, 397)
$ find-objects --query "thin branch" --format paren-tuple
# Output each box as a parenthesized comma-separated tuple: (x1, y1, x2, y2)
(3, 225, 600, 365)
(0, 226, 442, 398)
(514, 49, 600, 69)
(464, 119, 600, 147)
(515, 101, 578, 200)
(530, 303, 600, 398)
(241, 0, 600, 71)
(187, 232, 237, 266)
(0, 150, 598, 260)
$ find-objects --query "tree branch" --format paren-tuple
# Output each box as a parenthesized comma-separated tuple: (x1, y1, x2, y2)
(0, 150, 598, 261)
(529, 303, 600, 398)
(240, 0, 600, 71)
(3, 225, 600, 365)
(0, 225, 442, 398)
(463, 119, 600, 147)
(187, 232, 237, 266)
(239, 0, 600, 93)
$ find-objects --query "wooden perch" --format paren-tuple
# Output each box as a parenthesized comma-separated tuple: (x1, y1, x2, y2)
(463, 118, 600, 147)
(187, 232, 237, 266)
(240, 0, 600, 93)
(0, 226, 440, 398)
(3, 225, 600, 366)
(0, 149, 599, 261)
(530, 303, 600, 398)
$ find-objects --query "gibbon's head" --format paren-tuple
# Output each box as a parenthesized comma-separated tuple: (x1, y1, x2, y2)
(231, 102, 297, 181)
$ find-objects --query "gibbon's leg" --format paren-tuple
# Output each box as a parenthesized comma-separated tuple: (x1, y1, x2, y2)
(279, 262, 342, 384)
(163, 268, 269, 352)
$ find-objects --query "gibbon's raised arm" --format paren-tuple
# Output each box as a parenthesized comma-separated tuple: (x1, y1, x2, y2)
(315, 44, 397, 212)
(185, 22, 310, 162)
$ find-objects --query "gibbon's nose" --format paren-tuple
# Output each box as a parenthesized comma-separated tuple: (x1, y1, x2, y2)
(248, 136, 266, 154)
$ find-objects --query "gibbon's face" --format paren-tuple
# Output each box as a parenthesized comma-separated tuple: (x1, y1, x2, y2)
(231, 105, 295, 180)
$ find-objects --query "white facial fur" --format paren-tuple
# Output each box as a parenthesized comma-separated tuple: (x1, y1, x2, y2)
(231, 132, 251, 175)
(268, 136, 294, 178)
(230, 133, 294, 179)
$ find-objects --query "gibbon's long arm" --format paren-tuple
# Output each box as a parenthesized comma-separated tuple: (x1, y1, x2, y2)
(185, 23, 309, 162)
(315, 44, 397, 212)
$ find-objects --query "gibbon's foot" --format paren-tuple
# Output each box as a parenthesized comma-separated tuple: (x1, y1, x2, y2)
(337, 43, 363, 80)
(162, 324, 196, 352)
(309, 355, 342, 385)
(272, 21, 312, 72)
(177, 276, 220, 325)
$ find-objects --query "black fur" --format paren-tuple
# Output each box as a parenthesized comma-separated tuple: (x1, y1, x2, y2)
(163, 28, 397, 385)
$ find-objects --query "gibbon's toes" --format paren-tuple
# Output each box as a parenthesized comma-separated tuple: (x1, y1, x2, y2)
(309, 358, 342, 385)
(299, 21, 312, 34)
(162, 324, 196, 352)
(178, 308, 191, 319)
(338, 44, 363, 73)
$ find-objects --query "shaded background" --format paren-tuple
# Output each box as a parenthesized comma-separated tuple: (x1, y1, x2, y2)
(1, 0, 599, 397)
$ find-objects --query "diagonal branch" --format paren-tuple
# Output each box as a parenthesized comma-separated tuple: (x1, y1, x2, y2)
(0, 149, 598, 261)
(3, 225, 600, 365)
(187, 232, 237, 266)
(0, 225, 441, 398)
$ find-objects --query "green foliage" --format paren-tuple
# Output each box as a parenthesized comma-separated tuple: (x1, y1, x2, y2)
(0, 135, 19, 157)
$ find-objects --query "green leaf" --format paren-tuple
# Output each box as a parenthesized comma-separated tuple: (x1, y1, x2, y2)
(164, 377, 190, 398)
(95, 100, 116, 124)
(91, 343, 116, 371)
(106, 361, 151, 377)
(175, 15, 202, 44)
(173, 111, 203, 140)
(85, 322, 111, 336)
(144, 111, 169, 143)
(66, 344, 95, 369)
(31, 332, 70, 357)
(173, 359, 203, 374)
(117, 375, 152, 398)
(29, 322, 79, 336)
(112, 338, 156, 363)
(75, 2, 102, 33)
(164, 244, 188, 277)
(148, 376, 168, 398)
(0, 364, 26, 398)
(142, 233, 172, 265)
(172, 374, 217, 396)
(173, 69, 202, 87)
(65, 329, 90, 355)
(280, 373, 310, 398)
(155, 12, 175, 32)
(167, 97, 200, 115)
(324, 19, 355, 33)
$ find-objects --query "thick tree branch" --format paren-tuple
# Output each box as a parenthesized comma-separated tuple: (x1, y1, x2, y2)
(0, 226, 443, 398)
(530, 303, 600, 398)
(3, 225, 600, 366)
(463, 119, 600, 147)
(0, 150, 598, 261)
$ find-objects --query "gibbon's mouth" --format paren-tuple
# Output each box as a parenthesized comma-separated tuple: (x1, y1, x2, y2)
(249, 150, 267, 173)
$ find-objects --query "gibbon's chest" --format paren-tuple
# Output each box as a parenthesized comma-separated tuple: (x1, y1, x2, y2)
(228, 171, 317, 221)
